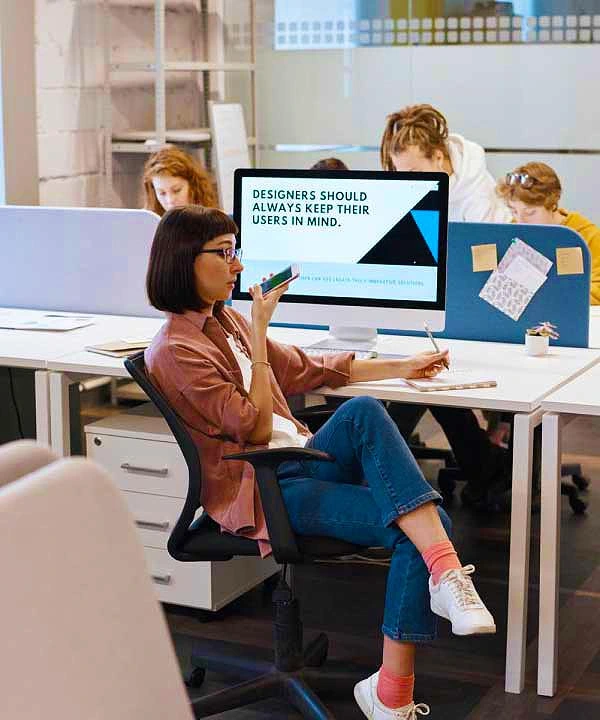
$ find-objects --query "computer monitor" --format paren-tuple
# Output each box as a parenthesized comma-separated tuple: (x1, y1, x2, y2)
(232, 169, 448, 345)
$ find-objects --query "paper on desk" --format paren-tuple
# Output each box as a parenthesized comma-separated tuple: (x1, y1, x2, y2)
(479, 239, 552, 321)
(0, 313, 94, 331)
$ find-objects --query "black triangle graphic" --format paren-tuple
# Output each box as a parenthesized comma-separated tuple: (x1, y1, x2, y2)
(358, 212, 437, 266)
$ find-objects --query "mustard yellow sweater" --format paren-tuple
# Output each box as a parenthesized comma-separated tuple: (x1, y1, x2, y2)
(561, 209, 600, 305)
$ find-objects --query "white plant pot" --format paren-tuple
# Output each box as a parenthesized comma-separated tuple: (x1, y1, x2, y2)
(525, 334, 549, 356)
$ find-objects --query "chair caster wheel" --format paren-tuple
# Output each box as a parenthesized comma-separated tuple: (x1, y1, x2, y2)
(572, 474, 590, 491)
(185, 667, 206, 689)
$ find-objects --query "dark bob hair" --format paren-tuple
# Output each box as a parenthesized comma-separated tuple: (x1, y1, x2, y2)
(146, 205, 238, 314)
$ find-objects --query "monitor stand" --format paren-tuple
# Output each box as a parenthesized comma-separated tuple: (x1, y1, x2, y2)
(308, 325, 378, 352)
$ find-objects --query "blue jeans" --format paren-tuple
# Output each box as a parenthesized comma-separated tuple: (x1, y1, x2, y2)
(278, 396, 450, 643)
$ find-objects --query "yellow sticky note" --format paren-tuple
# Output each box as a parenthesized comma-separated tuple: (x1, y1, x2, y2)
(471, 244, 498, 272)
(556, 247, 584, 275)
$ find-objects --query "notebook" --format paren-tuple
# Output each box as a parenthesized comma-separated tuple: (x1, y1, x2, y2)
(403, 371, 497, 392)
(85, 339, 151, 358)
(352, 370, 496, 392)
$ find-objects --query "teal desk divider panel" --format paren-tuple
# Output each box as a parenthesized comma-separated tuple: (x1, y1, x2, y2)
(384, 222, 591, 348)
(272, 222, 591, 348)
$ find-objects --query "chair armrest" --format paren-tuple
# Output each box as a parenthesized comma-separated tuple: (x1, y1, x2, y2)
(223, 446, 334, 564)
(224, 446, 334, 465)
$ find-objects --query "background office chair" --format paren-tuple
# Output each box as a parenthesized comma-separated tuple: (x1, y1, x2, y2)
(0, 451, 195, 720)
(126, 352, 366, 720)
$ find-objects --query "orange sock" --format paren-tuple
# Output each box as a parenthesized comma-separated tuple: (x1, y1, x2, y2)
(377, 666, 414, 709)
(421, 540, 461, 585)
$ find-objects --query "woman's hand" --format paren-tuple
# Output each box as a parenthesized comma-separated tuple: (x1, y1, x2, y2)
(248, 281, 289, 332)
(401, 350, 450, 379)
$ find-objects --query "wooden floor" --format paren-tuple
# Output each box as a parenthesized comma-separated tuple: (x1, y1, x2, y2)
(165, 413, 600, 719)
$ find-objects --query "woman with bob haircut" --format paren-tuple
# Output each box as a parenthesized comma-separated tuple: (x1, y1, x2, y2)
(497, 161, 600, 304)
(381, 104, 510, 223)
(142, 146, 219, 216)
(144, 206, 496, 719)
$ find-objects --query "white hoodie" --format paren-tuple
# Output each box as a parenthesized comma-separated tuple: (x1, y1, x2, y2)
(447, 133, 512, 223)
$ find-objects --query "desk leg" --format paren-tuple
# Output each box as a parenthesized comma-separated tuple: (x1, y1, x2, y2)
(34, 370, 50, 445)
(49, 371, 72, 457)
(538, 412, 563, 697)
(505, 409, 542, 694)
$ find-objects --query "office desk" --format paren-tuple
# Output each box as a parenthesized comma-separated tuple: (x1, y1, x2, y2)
(0, 308, 164, 445)
(538, 363, 600, 696)
(47, 323, 600, 696)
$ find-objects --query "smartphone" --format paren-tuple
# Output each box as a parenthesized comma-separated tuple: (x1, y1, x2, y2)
(259, 264, 300, 296)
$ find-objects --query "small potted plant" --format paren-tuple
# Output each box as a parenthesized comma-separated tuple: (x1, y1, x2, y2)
(525, 321, 559, 356)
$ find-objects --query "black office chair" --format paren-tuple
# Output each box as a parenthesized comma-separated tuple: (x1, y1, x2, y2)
(125, 352, 365, 720)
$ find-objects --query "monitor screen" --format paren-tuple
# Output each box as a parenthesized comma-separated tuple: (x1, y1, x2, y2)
(232, 169, 448, 331)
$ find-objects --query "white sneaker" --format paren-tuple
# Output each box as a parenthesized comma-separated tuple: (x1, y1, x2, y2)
(354, 671, 430, 719)
(429, 564, 496, 635)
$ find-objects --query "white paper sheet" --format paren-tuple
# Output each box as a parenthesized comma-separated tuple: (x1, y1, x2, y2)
(503, 255, 548, 294)
(479, 238, 552, 321)
(0, 312, 94, 331)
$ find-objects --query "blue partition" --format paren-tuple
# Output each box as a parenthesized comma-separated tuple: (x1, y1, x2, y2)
(0, 206, 161, 318)
(273, 221, 591, 349)
(383, 222, 591, 348)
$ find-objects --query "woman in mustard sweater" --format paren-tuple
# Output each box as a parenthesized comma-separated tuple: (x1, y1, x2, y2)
(497, 161, 600, 304)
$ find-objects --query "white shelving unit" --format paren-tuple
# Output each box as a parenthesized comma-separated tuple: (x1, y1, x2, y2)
(102, 0, 258, 203)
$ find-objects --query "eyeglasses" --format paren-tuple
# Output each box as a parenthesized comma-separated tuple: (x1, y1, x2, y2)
(196, 247, 243, 264)
(505, 172, 536, 188)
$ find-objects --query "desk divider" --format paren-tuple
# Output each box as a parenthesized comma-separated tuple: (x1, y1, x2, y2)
(274, 222, 591, 349)
(0, 206, 161, 318)
(1, 210, 589, 346)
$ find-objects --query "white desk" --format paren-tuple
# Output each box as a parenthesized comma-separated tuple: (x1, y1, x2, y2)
(0, 307, 164, 446)
(46, 322, 600, 696)
(538, 363, 600, 696)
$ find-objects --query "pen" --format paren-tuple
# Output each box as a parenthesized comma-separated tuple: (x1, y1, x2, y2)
(423, 322, 450, 370)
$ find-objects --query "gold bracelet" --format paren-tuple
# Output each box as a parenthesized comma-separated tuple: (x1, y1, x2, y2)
(251, 360, 271, 369)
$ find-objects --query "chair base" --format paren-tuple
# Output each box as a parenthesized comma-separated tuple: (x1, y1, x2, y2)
(189, 634, 358, 719)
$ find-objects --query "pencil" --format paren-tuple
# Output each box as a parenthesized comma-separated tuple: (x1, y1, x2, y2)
(423, 322, 450, 370)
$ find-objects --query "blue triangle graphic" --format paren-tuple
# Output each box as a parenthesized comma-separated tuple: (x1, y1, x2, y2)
(411, 211, 439, 263)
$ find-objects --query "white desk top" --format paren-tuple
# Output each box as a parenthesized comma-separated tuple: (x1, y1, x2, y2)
(0, 308, 164, 370)
(541, 363, 600, 417)
(46, 323, 600, 414)
(5, 308, 598, 415)
(306, 331, 600, 414)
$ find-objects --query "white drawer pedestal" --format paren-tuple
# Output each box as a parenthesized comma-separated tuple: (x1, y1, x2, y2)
(85, 405, 278, 610)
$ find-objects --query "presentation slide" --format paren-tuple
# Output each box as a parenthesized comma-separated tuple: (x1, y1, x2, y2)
(239, 175, 442, 303)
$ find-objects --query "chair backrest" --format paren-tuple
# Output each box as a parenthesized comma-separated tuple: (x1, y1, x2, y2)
(0, 439, 57, 488)
(0, 455, 194, 720)
(124, 352, 203, 560)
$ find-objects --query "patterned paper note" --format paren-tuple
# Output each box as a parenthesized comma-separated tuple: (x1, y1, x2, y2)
(479, 239, 552, 321)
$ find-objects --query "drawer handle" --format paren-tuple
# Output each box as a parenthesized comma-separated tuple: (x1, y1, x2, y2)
(120, 462, 168, 477)
(136, 519, 170, 532)
(152, 573, 172, 586)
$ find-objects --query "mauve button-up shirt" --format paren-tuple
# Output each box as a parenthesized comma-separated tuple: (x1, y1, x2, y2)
(145, 307, 353, 555)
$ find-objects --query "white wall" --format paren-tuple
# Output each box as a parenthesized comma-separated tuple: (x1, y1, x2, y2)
(35, 0, 104, 206)
(255, 43, 600, 223)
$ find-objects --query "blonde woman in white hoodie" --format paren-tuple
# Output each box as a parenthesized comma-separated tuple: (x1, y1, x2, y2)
(380, 105, 512, 510)
(381, 104, 511, 223)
